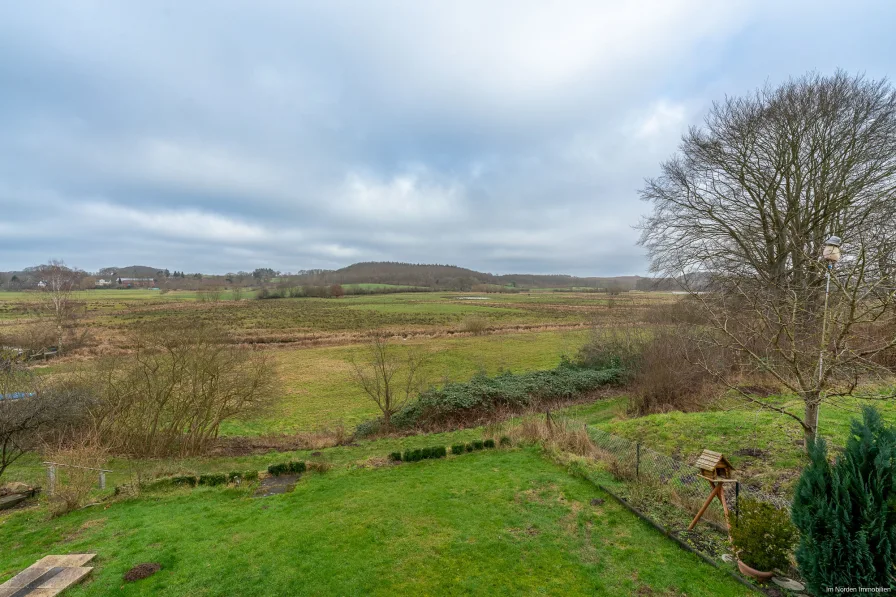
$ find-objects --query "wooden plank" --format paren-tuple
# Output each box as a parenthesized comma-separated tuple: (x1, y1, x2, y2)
(33, 556, 95, 568)
(0, 555, 95, 597)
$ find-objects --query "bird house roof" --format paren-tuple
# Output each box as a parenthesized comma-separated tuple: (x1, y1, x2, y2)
(695, 449, 734, 471)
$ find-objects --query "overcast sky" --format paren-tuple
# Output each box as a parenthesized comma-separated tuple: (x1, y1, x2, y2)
(1, 1, 894, 276)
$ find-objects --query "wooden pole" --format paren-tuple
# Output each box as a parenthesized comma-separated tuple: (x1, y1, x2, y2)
(688, 483, 722, 530)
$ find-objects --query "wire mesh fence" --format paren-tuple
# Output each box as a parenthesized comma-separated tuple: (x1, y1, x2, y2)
(580, 423, 791, 527)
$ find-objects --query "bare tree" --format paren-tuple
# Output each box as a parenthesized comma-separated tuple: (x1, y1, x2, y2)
(0, 352, 87, 480)
(349, 336, 427, 431)
(638, 72, 896, 447)
(36, 260, 84, 354)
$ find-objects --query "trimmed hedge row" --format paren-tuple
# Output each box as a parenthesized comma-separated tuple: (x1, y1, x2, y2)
(169, 469, 259, 488)
(267, 461, 306, 476)
(400, 445, 448, 462)
(393, 438, 509, 462)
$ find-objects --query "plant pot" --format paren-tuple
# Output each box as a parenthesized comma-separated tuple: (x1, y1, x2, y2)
(737, 559, 774, 582)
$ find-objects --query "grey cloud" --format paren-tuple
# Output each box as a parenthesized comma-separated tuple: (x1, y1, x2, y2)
(1, 1, 894, 276)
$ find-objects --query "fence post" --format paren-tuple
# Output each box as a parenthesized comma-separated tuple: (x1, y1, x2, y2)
(636, 443, 641, 480)
(99, 471, 106, 490)
(735, 481, 739, 525)
(48, 465, 56, 496)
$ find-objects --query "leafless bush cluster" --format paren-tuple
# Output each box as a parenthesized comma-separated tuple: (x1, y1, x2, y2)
(86, 323, 278, 457)
(509, 415, 597, 458)
(460, 315, 489, 336)
(45, 432, 109, 517)
(577, 325, 720, 415)
(0, 359, 90, 480)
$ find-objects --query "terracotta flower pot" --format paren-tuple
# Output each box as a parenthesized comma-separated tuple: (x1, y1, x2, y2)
(736, 559, 774, 582)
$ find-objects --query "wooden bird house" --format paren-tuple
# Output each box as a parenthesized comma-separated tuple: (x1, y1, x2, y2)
(695, 449, 734, 480)
(688, 449, 737, 531)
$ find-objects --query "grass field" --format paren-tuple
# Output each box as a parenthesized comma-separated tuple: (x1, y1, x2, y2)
(0, 449, 751, 597)
(226, 329, 589, 436)
(0, 290, 671, 346)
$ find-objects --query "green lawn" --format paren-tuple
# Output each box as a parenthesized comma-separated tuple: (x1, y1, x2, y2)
(571, 394, 896, 493)
(0, 449, 751, 596)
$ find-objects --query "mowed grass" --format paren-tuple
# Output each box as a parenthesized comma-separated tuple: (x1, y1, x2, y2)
(0, 449, 751, 597)
(223, 329, 589, 435)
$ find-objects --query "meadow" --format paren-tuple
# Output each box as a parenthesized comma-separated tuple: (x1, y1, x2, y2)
(2, 287, 891, 593)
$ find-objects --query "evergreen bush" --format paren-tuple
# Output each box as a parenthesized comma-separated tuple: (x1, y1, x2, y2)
(389, 363, 622, 429)
(472, 440, 484, 451)
(465, 443, 474, 453)
(198, 473, 227, 487)
(420, 447, 433, 459)
(432, 446, 447, 458)
(389, 452, 402, 462)
(729, 498, 796, 572)
(791, 407, 896, 593)
(483, 439, 495, 449)
(499, 436, 512, 447)
(451, 444, 465, 455)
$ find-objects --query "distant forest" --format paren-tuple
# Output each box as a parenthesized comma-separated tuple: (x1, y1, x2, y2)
(1, 261, 683, 292)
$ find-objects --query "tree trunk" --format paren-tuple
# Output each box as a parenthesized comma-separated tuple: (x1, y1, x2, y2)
(804, 394, 820, 451)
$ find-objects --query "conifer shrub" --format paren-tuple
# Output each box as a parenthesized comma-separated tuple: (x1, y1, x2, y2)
(791, 407, 896, 594)
(465, 443, 474, 452)
(172, 475, 197, 487)
(431, 446, 447, 458)
(198, 473, 227, 487)
(389, 452, 402, 462)
(420, 447, 433, 459)
(729, 498, 796, 572)
(472, 440, 484, 451)
(483, 439, 495, 449)
(451, 444, 465, 455)
(286, 461, 306, 474)
(267, 461, 306, 476)
(267, 463, 288, 476)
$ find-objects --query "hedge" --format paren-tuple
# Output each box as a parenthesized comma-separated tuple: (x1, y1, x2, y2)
(387, 362, 622, 430)
(268, 461, 306, 476)
(198, 473, 227, 487)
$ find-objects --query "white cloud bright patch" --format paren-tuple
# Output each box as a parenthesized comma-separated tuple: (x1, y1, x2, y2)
(0, 1, 894, 274)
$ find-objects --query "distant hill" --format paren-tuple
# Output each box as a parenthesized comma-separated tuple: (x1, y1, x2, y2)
(97, 265, 163, 278)
(294, 261, 655, 291)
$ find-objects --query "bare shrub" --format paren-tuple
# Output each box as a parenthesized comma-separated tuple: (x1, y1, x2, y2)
(643, 296, 708, 326)
(509, 415, 597, 459)
(46, 434, 109, 517)
(629, 327, 721, 415)
(0, 322, 57, 355)
(460, 316, 489, 336)
(0, 359, 90, 481)
(88, 323, 278, 457)
(577, 325, 646, 373)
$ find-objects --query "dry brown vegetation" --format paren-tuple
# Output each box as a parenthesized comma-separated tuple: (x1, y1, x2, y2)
(85, 323, 279, 457)
(45, 433, 109, 517)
